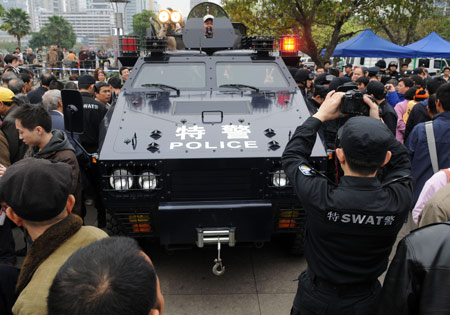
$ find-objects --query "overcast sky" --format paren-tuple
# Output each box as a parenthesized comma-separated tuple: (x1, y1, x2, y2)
(157, 0, 222, 18)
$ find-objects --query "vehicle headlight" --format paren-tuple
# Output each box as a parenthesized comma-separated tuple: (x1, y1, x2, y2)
(109, 169, 133, 190)
(272, 169, 289, 187)
(158, 9, 170, 23)
(170, 10, 182, 23)
(138, 171, 157, 190)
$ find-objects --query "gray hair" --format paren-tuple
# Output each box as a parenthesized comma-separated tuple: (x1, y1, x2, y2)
(42, 89, 62, 111)
(2, 72, 17, 85)
(8, 78, 25, 95)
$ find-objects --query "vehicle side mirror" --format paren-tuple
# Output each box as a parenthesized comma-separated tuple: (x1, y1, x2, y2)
(62, 89, 84, 134)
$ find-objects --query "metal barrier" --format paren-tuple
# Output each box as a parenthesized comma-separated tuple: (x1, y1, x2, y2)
(18, 63, 120, 80)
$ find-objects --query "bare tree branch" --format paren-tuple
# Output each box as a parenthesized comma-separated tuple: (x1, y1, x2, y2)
(380, 25, 397, 43)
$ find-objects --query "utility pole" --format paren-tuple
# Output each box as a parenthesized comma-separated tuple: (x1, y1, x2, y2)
(106, 0, 130, 68)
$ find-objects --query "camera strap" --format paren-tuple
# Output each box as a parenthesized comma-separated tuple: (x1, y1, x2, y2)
(425, 121, 439, 173)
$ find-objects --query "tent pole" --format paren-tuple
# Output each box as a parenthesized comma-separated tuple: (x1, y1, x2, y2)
(413, 58, 417, 68)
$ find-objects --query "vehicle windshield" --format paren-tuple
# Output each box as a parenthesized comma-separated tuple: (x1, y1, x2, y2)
(216, 63, 289, 89)
(132, 63, 206, 89)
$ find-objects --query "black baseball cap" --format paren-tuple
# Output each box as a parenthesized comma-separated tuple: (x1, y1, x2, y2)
(366, 81, 385, 99)
(367, 67, 380, 75)
(344, 64, 353, 68)
(339, 116, 392, 163)
(78, 74, 96, 86)
(315, 73, 335, 85)
(375, 60, 386, 68)
(294, 70, 314, 83)
(328, 76, 351, 92)
(413, 68, 424, 75)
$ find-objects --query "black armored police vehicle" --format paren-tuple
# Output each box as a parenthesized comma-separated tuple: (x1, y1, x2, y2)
(65, 2, 328, 275)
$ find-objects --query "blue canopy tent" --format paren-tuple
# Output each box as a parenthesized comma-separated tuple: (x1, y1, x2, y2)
(405, 32, 450, 58)
(326, 29, 416, 58)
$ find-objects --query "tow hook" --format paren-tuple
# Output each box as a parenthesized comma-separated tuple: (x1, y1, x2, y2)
(213, 241, 225, 276)
(196, 228, 236, 276)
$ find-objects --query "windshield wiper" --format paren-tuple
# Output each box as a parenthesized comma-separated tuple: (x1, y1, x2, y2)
(219, 84, 259, 92)
(141, 83, 180, 96)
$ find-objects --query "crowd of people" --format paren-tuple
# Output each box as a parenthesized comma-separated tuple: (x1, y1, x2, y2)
(0, 59, 133, 313)
(0, 53, 449, 315)
(0, 46, 113, 80)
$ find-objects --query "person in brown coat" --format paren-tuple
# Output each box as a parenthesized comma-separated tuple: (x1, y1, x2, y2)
(418, 183, 450, 227)
(0, 87, 28, 164)
(46, 46, 59, 74)
(0, 130, 10, 169)
(13, 104, 83, 217)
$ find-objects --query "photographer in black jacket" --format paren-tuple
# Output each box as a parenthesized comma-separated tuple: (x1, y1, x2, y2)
(366, 80, 397, 135)
(283, 91, 413, 315)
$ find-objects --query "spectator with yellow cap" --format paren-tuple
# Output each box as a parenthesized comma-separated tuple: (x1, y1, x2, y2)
(0, 87, 27, 164)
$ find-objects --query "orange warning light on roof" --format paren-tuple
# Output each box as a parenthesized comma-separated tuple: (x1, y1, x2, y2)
(280, 36, 299, 53)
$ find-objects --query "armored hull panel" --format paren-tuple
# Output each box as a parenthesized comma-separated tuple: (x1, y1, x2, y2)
(98, 52, 327, 250)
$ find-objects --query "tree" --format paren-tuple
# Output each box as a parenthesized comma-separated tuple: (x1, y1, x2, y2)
(132, 10, 158, 41)
(29, 15, 76, 49)
(366, 0, 436, 46)
(44, 15, 77, 48)
(28, 32, 47, 49)
(0, 8, 31, 48)
(222, 0, 436, 67)
(0, 41, 20, 53)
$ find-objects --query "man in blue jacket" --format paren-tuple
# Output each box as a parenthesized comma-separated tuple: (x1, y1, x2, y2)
(385, 78, 414, 107)
(406, 83, 450, 205)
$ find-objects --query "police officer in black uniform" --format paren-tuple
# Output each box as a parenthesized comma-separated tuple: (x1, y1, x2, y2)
(282, 91, 413, 315)
(294, 69, 316, 115)
(387, 61, 401, 81)
(77, 74, 109, 226)
(294, 69, 314, 99)
(78, 75, 108, 154)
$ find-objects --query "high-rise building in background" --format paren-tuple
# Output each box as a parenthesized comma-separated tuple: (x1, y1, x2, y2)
(38, 10, 115, 47)
(26, 0, 115, 47)
(64, 0, 79, 12)
(148, 0, 155, 12)
(125, 0, 147, 33)
(87, 0, 111, 10)
(0, 0, 26, 10)
(434, 0, 450, 15)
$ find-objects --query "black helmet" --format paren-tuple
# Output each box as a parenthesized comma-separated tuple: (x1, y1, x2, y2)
(389, 61, 398, 68)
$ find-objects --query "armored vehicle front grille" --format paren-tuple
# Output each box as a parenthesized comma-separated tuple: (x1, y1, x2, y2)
(169, 168, 258, 201)
(273, 203, 306, 233)
(109, 208, 155, 237)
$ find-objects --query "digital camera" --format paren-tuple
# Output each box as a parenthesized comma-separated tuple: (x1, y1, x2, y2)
(340, 89, 370, 116)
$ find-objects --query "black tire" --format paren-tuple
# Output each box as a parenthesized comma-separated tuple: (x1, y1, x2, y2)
(105, 212, 125, 236)
(290, 225, 306, 256)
